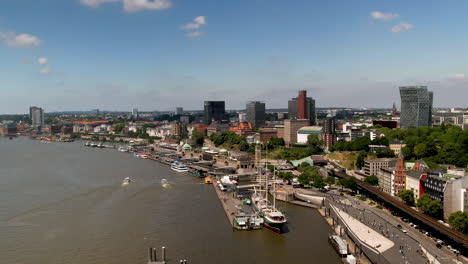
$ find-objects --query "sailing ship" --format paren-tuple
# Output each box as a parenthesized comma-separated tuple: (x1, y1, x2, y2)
(251, 143, 287, 233)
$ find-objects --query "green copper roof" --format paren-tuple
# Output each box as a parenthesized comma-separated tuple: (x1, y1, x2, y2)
(219, 149, 228, 153)
(289, 156, 314, 167)
(182, 143, 192, 150)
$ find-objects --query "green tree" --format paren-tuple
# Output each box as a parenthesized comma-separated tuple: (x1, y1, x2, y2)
(325, 176, 335, 185)
(364, 175, 379, 186)
(399, 190, 415, 206)
(307, 134, 323, 154)
(192, 130, 205, 146)
(346, 177, 358, 192)
(416, 194, 432, 211)
(114, 123, 125, 134)
(298, 172, 312, 185)
(448, 211, 468, 234)
(414, 143, 428, 158)
(278, 172, 293, 181)
(356, 153, 366, 169)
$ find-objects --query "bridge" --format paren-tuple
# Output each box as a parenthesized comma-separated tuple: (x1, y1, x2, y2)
(329, 169, 468, 250)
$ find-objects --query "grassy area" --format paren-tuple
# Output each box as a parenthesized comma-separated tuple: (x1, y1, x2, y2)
(327, 151, 359, 170)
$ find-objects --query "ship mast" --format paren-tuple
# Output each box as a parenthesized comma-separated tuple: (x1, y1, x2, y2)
(273, 165, 276, 209)
(265, 143, 268, 201)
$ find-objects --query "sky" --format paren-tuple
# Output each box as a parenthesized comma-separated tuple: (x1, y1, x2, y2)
(1, 0, 468, 114)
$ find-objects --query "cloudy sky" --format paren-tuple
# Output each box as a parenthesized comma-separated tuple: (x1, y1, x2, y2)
(1, 0, 468, 113)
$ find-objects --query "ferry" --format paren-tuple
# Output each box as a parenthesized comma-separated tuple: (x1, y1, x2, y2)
(171, 161, 189, 172)
(328, 234, 348, 257)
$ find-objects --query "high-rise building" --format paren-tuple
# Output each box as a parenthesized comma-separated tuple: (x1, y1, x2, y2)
(132, 108, 138, 118)
(321, 116, 336, 150)
(283, 119, 310, 146)
(245, 101, 266, 128)
(399, 86, 433, 128)
(204, 101, 226, 125)
(288, 90, 316, 125)
(30, 106, 44, 131)
(176, 107, 184, 115)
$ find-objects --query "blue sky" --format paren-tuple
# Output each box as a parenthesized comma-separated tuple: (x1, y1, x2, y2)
(1, 0, 468, 113)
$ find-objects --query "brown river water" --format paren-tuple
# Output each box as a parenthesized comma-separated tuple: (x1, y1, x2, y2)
(0, 137, 340, 264)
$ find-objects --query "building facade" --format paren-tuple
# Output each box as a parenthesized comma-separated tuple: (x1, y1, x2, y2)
(204, 101, 226, 125)
(321, 116, 336, 150)
(30, 106, 44, 131)
(392, 153, 407, 195)
(283, 119, 310, 146)
(176, 107, 184, 115)
(297, 126, 322, 144)
(399, 86, 433, 128)
(363, 158, 397, 176)
(288, 90, 316, 125)
(245, 101, 266, 128)
(443, 176, 468, 220)
(378, 168, 394, 194)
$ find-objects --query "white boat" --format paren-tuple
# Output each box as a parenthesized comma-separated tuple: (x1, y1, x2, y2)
(133, 153, 140, 157)
(140, 154, 148, 159)
(122, 177, 131, 186)
(171, 161, 189, 172)
(90, 142, 97, 147)
(85, 141, 91, 146)
(118, 146, 128, 152)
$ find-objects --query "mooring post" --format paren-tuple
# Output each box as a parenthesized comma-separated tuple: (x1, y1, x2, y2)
(149, 248, 153, 261)
(153, 247, 157, 261)
(162, 246, 166, 261)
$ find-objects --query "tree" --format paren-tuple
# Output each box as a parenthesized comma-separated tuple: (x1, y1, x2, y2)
(325, 176, 335, 185)
(337, 179, 347, 191)
(114, 123, 125, 134)
(417, 194, 432, 211)
(364, 175, 379, 186)
(298, 172, 312, 185)
(346, 177, 358, 192)
(399, 190, 415, 206)
(448, 211, 468, 234)
(307, 134, 323, 154)
(417, 194, 443, 218)
(414, 143, 428, 159)
(192, 130, 205, 146)
(278, 172, 293, 182)
(356, 153, 365, 169)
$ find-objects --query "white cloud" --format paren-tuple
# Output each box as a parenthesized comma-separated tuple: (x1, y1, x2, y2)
(181, 16, 207, 30)
(391, 23, 414, 32)
(448, 74, 465, 80)
(37, 57, 48, 64)
(39, 66, 52, 75)
(123, 0, 171, 12)
(79, 0, 118, 8)
(0, 32, 42, 47)
(370, 11, 400, 21)
(79, 0, 171, 12)
(187, 31, 203, 38)
(194, 16, 206, 25)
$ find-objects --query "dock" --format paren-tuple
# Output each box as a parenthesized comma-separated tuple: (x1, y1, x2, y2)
(210, 177, 262, 231)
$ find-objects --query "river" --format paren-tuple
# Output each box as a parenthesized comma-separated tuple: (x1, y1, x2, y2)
(0, 137, 340, 263)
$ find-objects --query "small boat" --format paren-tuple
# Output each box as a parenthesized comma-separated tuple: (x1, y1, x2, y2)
(98, 142, 104, 148)
(140, 154, 148, 159)
(133, 153, 140, 157)
(118, 146, 128, 152)
(204, 176, 213, 184)
(85, 141, 91, 146)
(122, 177, 131, 186)
(90, 142, 97, 147)
(171, 161, 189, 172)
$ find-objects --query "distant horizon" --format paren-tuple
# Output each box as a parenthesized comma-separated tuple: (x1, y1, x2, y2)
(2, 106, 467, 116)
(2, 0, 468, 113)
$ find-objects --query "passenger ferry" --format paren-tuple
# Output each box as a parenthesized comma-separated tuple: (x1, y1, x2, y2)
(171, 161, 189, 172)
(328, 234, 348, 257)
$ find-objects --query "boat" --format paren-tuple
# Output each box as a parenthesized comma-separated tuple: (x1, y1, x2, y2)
(98, 142, 104, 148)
(85, 141, 91, 146)
(90, 142, 97, 147)
(328, 234, 348, 257)
(118, 146, 128, 152)
(171, 161, 189, 172)
(133, 153, 140, 157)
(251, 189, 287, 233)
(252, 147, 287, 233)
(140, 154, 148, 159)
(122, 177, 131, 186)
(204, 176, 213, 184)
(294, 191, 325, 205)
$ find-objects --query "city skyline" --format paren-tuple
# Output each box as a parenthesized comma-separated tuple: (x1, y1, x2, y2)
(1, 0, 468, 113)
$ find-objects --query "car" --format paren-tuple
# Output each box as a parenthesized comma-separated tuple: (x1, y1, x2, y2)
(401, 229, 408, 234)
(436, 239, 444, 244)
(436, 244, 442, 249)
(397, 224, 402, 229)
